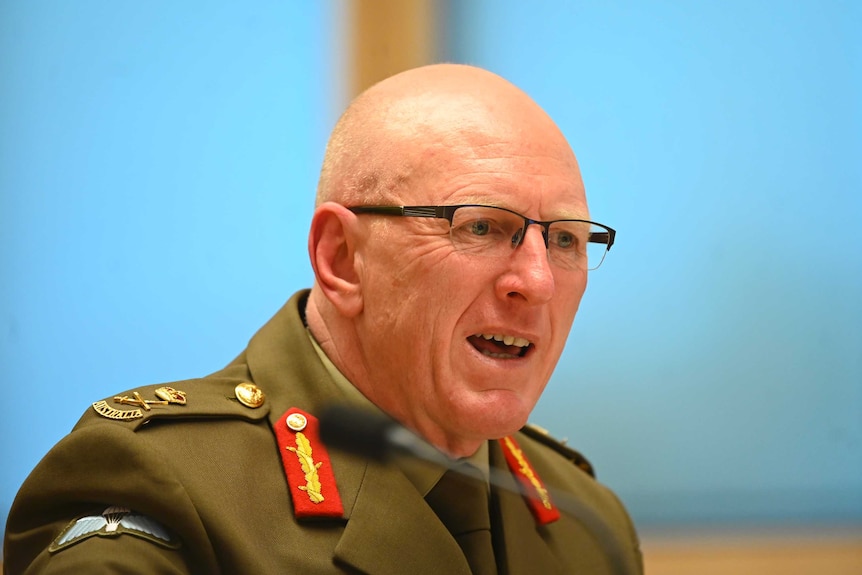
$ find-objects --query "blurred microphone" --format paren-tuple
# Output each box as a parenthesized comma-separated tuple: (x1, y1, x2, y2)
(318, 404, 450, 465)
(318, 403, 635, 575)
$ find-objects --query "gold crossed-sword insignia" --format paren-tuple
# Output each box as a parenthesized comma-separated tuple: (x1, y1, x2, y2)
(113, 391, 168, 411)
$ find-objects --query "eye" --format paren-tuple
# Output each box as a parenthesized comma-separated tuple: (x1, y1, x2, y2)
(449, 206, 520, 249)
(555, 231, 576, 249)
(469, 220, 491, 236)
(549, 224, 587, 253)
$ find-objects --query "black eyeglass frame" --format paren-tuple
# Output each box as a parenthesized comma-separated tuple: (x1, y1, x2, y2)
(347, 204, 616, 254)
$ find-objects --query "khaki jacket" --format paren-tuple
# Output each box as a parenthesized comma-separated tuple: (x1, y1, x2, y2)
(4, 291, 642, 574)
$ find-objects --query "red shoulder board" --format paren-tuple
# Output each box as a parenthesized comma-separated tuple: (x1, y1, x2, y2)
(274, 407, 344, 519)
(499, 435, 561, 525)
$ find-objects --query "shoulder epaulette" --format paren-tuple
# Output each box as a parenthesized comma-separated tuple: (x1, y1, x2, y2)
(520, 423, 596, 478)
(80, 376, 271, 431)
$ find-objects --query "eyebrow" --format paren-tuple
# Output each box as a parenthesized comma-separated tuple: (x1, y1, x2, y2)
(434, 192, 589, 219)
(490, 203, 592, 222)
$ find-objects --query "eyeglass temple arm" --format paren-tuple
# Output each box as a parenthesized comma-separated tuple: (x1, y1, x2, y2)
(588, 230, 615, 251)
(348, 206, 405, 215)
(349, 206, 454, 219)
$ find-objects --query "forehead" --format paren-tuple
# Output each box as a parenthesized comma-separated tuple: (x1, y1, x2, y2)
(375, 90, 588, 218)
(408, 137, 589, 220)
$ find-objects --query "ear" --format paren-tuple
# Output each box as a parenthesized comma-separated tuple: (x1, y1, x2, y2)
(308, 202, 364, 317)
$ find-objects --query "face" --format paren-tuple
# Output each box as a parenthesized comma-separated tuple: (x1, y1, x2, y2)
(352, 112, 589, 456)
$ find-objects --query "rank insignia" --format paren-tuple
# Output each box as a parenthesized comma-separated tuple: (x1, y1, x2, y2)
(112, 391, 168, 411)
(92, 387, 187, 420)
(154, 386, 187, 405)
(49, 506, 181, 552)
(500, 435, 561, 525)
(274, 407, 344, 519)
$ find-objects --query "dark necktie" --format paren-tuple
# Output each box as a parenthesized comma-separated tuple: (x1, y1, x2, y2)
(425, 463, 498, 575)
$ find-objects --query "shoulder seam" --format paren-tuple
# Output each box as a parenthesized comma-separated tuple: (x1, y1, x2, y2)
(519, 423, 596, 479)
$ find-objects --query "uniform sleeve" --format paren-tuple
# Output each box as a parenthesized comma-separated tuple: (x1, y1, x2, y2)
(601, 484, 644, 575)
(4, 423, 220, 574)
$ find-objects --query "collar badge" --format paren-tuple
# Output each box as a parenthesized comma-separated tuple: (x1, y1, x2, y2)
(275, 407, 344, 519)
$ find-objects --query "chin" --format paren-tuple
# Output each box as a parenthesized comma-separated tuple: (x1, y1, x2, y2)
(465, 396, 531, 438)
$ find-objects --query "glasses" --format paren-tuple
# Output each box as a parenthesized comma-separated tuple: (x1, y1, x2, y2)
(347, 204, 615, 271)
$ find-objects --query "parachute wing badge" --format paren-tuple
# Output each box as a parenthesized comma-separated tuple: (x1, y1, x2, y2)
(49, 506, 181, 552)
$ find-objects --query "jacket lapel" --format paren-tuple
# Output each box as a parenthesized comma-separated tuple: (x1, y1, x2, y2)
(334, 460, 472, 575)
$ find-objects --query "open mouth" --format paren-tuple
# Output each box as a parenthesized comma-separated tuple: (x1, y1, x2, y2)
(468, 333, 532, 359)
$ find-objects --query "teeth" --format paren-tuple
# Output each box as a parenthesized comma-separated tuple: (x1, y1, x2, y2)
(478, 333, 531, 348)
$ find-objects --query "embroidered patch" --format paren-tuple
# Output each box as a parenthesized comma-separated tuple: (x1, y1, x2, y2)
(500, 436, 561, 525)
(274, 407, 344, 519)
(49, 506, 181, 552)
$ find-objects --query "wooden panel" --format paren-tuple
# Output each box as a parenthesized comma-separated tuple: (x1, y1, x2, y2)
(642, 528, 862, 575)
(349, 0, 437, 97)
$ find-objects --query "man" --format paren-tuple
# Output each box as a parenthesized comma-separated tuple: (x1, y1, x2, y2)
(4, 64, 642, 574)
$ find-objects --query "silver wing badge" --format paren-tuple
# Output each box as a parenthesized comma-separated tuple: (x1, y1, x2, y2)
(49, 506, 181, 552)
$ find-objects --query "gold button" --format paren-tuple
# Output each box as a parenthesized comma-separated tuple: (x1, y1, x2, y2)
(286, 413, 307, 431)
(235, 382, 265, 408)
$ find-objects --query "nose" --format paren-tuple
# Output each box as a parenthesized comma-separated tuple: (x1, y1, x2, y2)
(511, 220, 549, 250)
(495, 224, 556, 304)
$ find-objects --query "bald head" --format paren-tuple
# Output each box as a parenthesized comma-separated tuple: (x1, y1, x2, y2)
(315, 64, 578, 207)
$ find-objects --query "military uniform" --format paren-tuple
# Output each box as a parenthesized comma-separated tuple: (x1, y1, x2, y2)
(4, 291, 642, 574)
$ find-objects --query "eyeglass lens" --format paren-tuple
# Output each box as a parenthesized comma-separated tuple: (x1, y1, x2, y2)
(448, 206, 609, 271)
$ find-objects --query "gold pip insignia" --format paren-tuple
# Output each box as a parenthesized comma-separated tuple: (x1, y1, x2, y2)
(154, 386, 187, 405)
(92, 400, 143, 421)
(235, 382, 265, 408)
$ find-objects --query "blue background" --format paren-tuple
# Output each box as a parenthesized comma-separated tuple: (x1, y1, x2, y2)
(2, 0, 860, 536)
(1, 0, 335, 536)
(444, 0, 862, 526)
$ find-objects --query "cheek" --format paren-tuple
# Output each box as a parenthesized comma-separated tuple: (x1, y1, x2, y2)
(557, 270, 587, 308)
(549, 275, 587, 336)
(557, 289, 584, 323)
(363, 248, 458, 337)
(387, 245, 471, 309)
